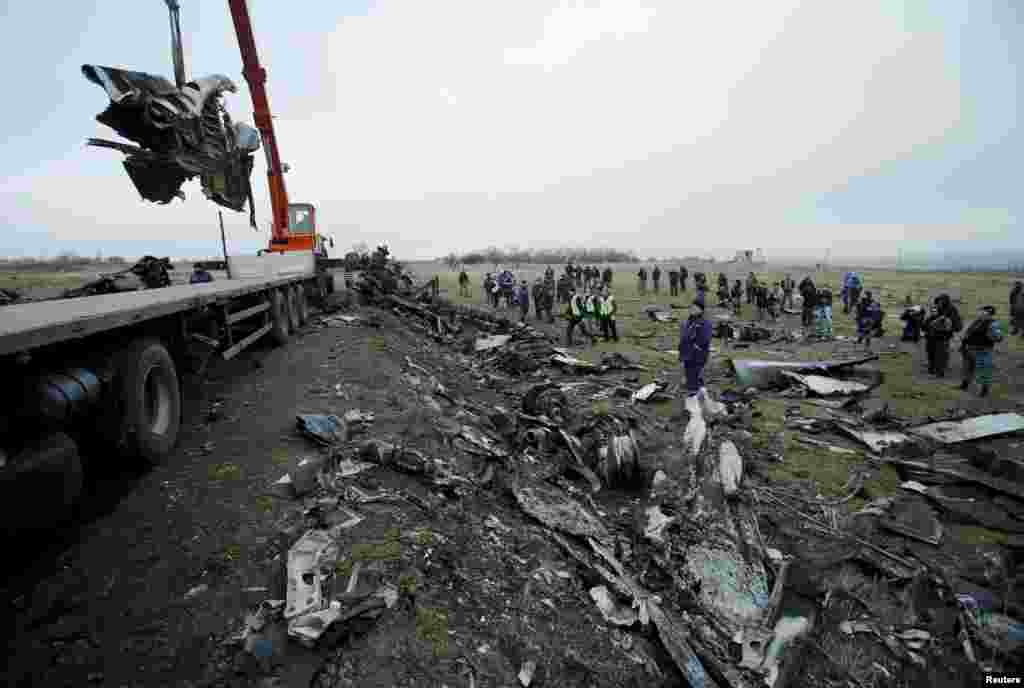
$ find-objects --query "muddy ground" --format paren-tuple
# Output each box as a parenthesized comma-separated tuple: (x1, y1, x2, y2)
(3, 282, 1023, 688)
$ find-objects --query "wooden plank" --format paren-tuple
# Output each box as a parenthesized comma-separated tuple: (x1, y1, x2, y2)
(222, 323, 272, 360)
(0, 275, 307, 356)
(226, 301, 270, 325)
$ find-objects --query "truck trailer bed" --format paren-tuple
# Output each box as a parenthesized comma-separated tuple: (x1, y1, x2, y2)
(0, 275, 305, 357)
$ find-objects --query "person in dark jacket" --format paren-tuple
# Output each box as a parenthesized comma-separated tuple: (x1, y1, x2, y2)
(652, 266, 662, 294)
(781, 274, 796, 310)
(602, 266, 613, 287)
(923, 304, 953, 376)
(679, 266, 688, 292)
(901, 305, 925, 342)
(637, 267, 648, 295)
(959, 306, 1002, 396)
(679, 300, 713, 398)
(190, 266, 214, 284)
(855, 291, 882, 350)
(798, 276, 817, 328)
(514, 280, 530, 322)
(668, 269, 680, 296)
(1011, 281, 1024, 336)
(730, 279, 743, 316)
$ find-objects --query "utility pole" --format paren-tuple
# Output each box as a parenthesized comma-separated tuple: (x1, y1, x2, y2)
(218, 211, 232, 279)
(164, 1, 187, 88)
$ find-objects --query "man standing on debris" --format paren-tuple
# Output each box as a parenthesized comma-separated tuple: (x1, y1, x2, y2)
(679, 265, 688, 292)
(814, 287, 833, 338)
(515, 279, 530, 322)
(781, 273, 795, 310)
(855, 291, 883, 349)
(458, 268, 470, 297)
(959, 305, 1002, 397)
(668, 268, 679, 296)
(652, 265, 662, 294)
(924, 304, 953, 376)
(1010, 281, 1024, 336)
(798, 275, 817, 329)
(731, 279, 743, 315)
(679, 299, 713, 400)
(599, 285, 619, 342)
(566, 287, 595, 346)
(844, 271, 863, 315)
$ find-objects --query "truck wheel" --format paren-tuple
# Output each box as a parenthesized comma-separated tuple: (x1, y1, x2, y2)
(294, 284, 309, 325)
(113, 338, 181, 464)
(286, 286, 301, 332)
(269, 288, 290, 345)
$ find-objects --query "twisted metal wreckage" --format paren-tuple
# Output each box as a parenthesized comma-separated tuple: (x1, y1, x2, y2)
(82, 64, 261, 226)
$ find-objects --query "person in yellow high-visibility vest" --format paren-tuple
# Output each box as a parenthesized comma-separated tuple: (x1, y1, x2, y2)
(599, 286, 619, 342)
(566, 287, 595, 346)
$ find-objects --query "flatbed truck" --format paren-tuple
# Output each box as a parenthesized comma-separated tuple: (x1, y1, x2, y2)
(0, 254, 333, 535)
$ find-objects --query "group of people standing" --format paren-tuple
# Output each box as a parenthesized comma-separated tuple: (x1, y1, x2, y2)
(638, 265, 692, 296)
(564, 283, 619, 346)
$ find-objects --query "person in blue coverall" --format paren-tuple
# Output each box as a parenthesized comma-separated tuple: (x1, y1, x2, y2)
(679, 299, 713, 397)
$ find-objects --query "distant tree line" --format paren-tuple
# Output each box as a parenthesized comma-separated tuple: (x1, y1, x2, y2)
(0, 252, 129, 271)
(443, 246, 640, 269)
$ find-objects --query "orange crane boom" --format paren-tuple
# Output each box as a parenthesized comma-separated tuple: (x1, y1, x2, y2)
(227, 0, 315, 252)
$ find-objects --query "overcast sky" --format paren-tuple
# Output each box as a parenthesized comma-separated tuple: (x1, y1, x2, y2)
(0, 0, 1019, 261)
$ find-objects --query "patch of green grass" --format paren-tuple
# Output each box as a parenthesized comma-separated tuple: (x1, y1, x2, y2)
(398, 573, 418, 596)
(224, 544, 242, 562)
(208, 462, 242, 481)
(412, 529, 435, 547)
(254, 496, 274, 514)
(335, 558, 354, 577)
(0, 270, 91, 290)
(876, 354, 962, 418)
(367, 335, 387, 353)
(948, 524, 1008, 547)
(591, 400, 612, 416)
(415, 607, 449, 656)
(767, 437, 864, 495)
(270, 448, 291, 466)
(351, 529, 402, 562)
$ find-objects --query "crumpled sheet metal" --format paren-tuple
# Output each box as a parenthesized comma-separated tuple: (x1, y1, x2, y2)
(728, 354, 878, 389)
(82, 65, 257, 213)
(285, 530, 339, 620)
(513, 482, 611, 545)
(590, 585, 638, 626)
(909, 413, 1024, 444)
(834, 423, 909, 454)
(779, 371, 871, 396)
(683, 541, 770, 630)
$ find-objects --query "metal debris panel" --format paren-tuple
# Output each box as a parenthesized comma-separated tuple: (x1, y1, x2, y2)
(909, 414, 1024, 444)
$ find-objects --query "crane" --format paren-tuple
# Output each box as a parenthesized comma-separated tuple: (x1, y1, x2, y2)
(163, 0, 333, 257)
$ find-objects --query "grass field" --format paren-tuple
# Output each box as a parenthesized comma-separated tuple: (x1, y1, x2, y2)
(410, 261, 1023, 532)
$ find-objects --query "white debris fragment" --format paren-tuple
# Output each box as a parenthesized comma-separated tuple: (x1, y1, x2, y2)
(631, 383, 660, 404)
(184, 584, 209, 600)
(718, 441, 743, 497)
(683, 395, 706, 456)
(644, 506, 674, 545)
(698, 387, 727, 418)
(590, 585, 638, 626)
(285, 530, 339, 620)
(518, 660, 537, 687)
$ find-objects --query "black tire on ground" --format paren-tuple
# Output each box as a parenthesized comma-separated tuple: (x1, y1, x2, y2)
(295, 283, 309, 325)
(269, 288, 290, 346)
(286, 285, 301, 332)
(112, 338, 181, 464)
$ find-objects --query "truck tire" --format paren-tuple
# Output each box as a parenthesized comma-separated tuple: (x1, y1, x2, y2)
(286, 286, 301, 332)
(269, 288, 290, 346)
(112, 338, 181, 464)
(0, 432, 83, 535)
(294, 284, 309, 325)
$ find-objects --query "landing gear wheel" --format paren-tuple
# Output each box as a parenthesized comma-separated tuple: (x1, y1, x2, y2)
(112, 338, 181, 464)
(269, 288, 290, 346)
(293, 284, 308, 326)
(286, 285, 301, 332)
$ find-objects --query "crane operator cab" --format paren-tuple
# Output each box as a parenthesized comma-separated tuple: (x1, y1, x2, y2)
(265, 202, 327, 255)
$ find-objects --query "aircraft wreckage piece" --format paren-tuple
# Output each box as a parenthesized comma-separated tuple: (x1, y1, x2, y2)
(779, 371, 873, 396)
(82, 65, 260, 215)
(728, 354, 878, 390)
(909, 413, 1024, 445)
